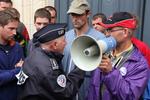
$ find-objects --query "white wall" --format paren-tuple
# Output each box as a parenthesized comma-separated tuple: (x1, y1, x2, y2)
(12, 0, 54, 39)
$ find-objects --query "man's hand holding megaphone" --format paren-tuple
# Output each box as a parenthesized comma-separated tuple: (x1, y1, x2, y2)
(98, 55, 112, 73)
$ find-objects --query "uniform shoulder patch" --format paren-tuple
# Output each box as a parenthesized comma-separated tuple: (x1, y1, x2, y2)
(16, 69, 29, 85)
(49, 59, 59, 70)
(57, 74, 66, 88)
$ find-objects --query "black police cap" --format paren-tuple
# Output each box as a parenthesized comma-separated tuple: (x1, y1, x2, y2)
(33, 23, 67, 43)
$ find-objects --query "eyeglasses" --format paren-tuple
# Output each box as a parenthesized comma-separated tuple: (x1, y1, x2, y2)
(107, 28, 125, 33)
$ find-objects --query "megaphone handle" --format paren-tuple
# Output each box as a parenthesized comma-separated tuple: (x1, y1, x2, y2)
(103, 52, 112, 59)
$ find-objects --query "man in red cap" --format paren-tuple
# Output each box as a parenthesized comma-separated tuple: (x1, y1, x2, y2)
(101, 13, 150, 67)
(87, 12, 149, 100)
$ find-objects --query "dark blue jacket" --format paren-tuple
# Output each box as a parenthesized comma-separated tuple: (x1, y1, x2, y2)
(18, 47, 84, 100)
(0, 42, 24, 100)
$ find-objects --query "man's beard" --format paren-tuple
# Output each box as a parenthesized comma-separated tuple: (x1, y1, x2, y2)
(8, 37, 16, 46)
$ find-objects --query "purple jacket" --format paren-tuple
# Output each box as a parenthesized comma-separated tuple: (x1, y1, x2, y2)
(86, 47, 149, 100)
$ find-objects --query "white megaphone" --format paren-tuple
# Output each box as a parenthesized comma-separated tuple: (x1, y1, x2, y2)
(71, 35, 116, 71)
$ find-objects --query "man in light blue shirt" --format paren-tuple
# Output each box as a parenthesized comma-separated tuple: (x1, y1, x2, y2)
(62, 0, 106, 99)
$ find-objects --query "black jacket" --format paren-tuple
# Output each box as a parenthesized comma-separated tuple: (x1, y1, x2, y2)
(18, 47, 85, 100)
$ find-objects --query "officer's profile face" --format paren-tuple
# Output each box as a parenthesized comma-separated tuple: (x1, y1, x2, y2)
(54, 36, 66, 54)
(34, 17, 50, 31)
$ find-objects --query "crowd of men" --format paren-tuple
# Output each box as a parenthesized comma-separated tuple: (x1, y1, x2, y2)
(0, 0, 150, 100)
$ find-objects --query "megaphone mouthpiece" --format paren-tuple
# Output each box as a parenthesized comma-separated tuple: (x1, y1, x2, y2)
(83, 45, 99, 56)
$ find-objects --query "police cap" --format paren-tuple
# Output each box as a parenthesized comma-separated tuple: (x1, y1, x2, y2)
(33, 23, 67, 43)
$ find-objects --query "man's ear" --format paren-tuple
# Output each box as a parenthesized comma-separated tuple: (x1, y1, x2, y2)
(0, 26, 3, 32)
(53, 41, 57, 50)
(86, 10, 91, 17)
(47, 41, 56, 50)
(123, 28, 129, 37)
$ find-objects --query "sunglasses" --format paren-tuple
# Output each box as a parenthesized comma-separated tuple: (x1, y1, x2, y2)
(107, 28, 125, 33)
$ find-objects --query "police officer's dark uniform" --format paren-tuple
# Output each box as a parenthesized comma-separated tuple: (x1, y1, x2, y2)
(17, 23, 85, 100)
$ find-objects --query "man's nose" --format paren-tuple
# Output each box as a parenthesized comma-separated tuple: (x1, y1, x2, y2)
(41, 24, 46, 28)
(12, 30, 17, 35)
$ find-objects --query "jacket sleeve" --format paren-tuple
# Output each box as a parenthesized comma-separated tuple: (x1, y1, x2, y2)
(0, 67, 21, 86)
(40, 67, 85, 99)
(86, 69, 101, 100)
(103, 61, 148, 100)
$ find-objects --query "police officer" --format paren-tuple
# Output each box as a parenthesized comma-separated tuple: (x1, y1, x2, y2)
(17, 23, 85, 100)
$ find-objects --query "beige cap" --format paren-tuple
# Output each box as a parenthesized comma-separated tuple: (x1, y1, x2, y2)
(67, 0, 90, 14)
